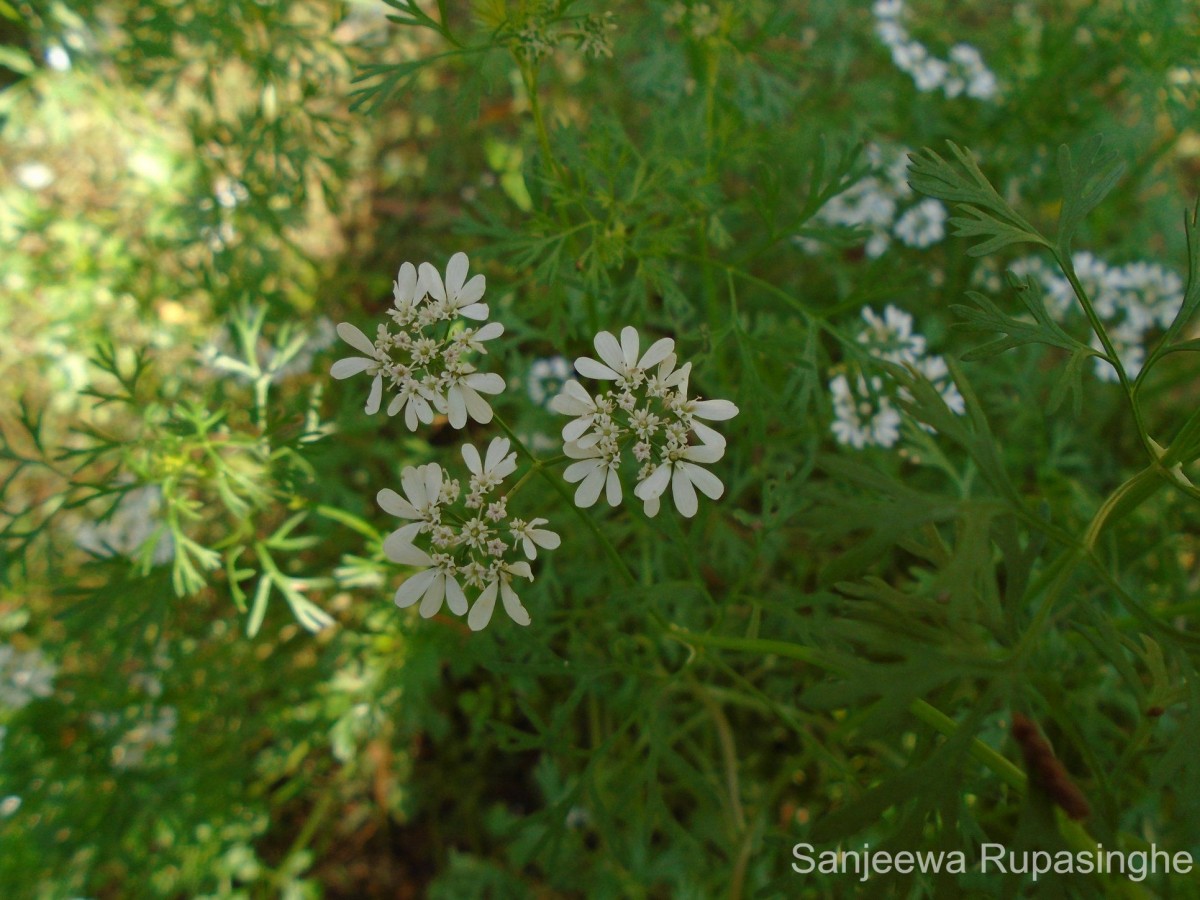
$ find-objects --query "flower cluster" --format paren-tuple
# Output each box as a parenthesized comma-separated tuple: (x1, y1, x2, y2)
(975, 253, 1185, 382)
(331, 252, 505, 429)
(0, 644, 56, 710)
(806, 145, 947, 258)
(379, 438, 560, 631)
(551, 327, 738, 517)
(829, 305, 965, 450)
(872, 0, 999, 101)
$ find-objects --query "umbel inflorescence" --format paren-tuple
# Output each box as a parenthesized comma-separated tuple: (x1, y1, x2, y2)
(378, 438, 559, 631)
(333, 255, 740, 629)
(551, 327, 739, 517)
(332, 252, 505, 429)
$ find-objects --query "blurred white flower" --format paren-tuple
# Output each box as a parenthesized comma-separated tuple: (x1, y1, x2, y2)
(829, 374, 902, 449)
(893, 198, 947, 248)
(74, 485, 174, 565)
(526, 355, 573, 406)
(0, 645, 56, 709)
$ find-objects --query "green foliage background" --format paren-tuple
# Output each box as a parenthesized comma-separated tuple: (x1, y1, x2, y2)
(1, 0, 1199, 897)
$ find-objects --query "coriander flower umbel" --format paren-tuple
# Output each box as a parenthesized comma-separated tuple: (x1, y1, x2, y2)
(552, 326, 738, 517)
(378, 438, 558, 631)
(331, 252, 505, 429)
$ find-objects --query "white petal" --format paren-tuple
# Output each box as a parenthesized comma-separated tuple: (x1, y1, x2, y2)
(564, 459, 600, 484)
(400, 467, 427, 507)
(485, 437, 512, 471)
(337, 322, 376, 356)
(383, 529, 433, 566)
(377, 488, 419, 519)
(672, 468, 699, 517)
(691, 421, 726, 449)
(635, 463, 672, 500)
(404, 399, 421, 431)
(574, 357, 619, 380)
(445, 575, 468, 616)
(551, 393, 590, 416)
(446, 251, 469, 297)
(462, 441, 483, 474)
(394, 568, 436, 609)
(395, 262, 417, 300)
(387, 393, 406, 417)
(465, 372, 505, 395)
(564, 441, 601, 460)
(683, 443, 725, 464)
(642, 493, 661, 517)
(422, 463, 442, 505)
(364, 375, 383, 415)
(575, 466, 606, 507)
(418, 261, 445, 302)
(462, 385, 494, 424)
(468, 581, 499, 631)
(532, 529, 560, 550)
(331, 357, 372, 379)
(474, 321, 504, 341)
(619, 326, 640, 369)
(639, 336, 675, 370)
(418, 572, 446, 617)
(457, 273, 485, 304)
(561, 416, 594, 443)
(605, 466, 622, 506)
(500, 579, 531, 627)
(447, 386, 468, 429)
(691, 399, 739, 421)
(507, 561, 533, 579)
(679, 461, 724, 500)
(593, 331, 625, 372)
(458, 302, 489, 320)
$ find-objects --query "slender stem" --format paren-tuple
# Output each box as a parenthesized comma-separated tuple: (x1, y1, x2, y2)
(665, 626, 1024, 790)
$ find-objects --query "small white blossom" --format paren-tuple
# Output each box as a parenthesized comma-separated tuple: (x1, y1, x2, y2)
(468, 561, 534, 631)
(829, 374, 902, 449)
(634, 443, 727, 518)
(893, 198, 947, 248)
(509, 518, 561, 560)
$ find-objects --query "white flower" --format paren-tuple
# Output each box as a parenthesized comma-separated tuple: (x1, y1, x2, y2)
(509, 518, 561, 560)
(549, 379, 605, 442)
(634, 443, 726, 518)
(563, 441, 623, 508)
(331, 322, 388, 414)
(829, 374, 901, 449)
(378, 463, 444, 529)
(420, 251, 489, 321)
(0, 645, 57, 709)
(857, 305, 926, 364)
(574, 326, 676, 388)
(462, 437, 518, 493)
(468, 561, 534, 631)
(393, 554, 469, 618)
(443, 369, 505, 429)
(893, 198, 947, 248)
(527, 355, 573, 406)
(386, 378, 438, 430)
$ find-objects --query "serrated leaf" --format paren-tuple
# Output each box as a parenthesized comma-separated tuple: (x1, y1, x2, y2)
(908, 143, 1051, 256)
(1055, 136, 1126, 255)
(952, 275, 1091, 360)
